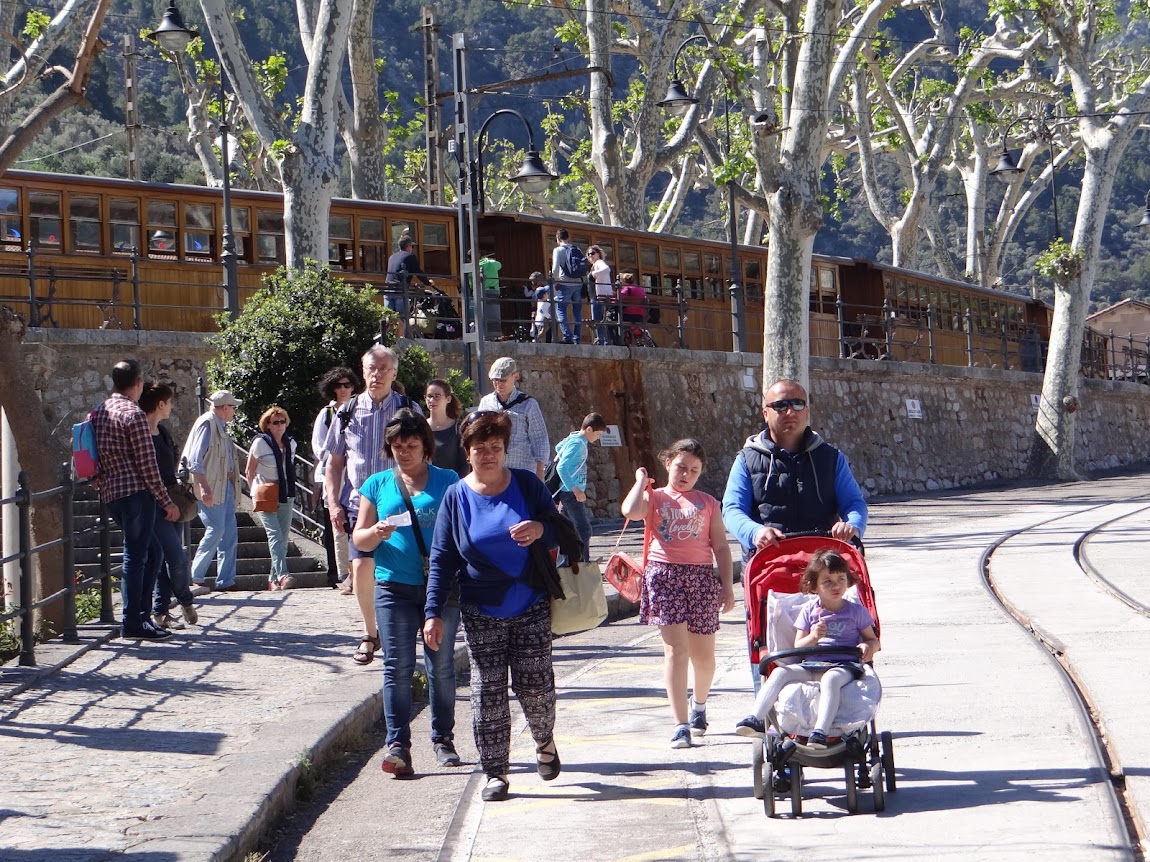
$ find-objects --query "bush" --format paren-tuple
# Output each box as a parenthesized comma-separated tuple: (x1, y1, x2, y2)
(207, 264, 394, 446)
(397, 346, 475, 411)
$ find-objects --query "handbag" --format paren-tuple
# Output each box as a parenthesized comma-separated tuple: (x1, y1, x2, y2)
(603, 517, 651, 604)
(166, 482, 199, 523)
(550, 560, 607, 635)
(253, 481, 280, 513)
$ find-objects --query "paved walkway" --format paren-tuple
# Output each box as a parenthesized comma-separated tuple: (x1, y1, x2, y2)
(2, 474, 1149, 862)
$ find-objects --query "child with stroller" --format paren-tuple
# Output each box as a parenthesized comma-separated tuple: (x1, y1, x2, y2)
(735, 548, 880, 748)
(621, 439, 735, 750)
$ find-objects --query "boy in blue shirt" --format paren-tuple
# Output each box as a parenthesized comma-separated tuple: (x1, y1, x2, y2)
(554, 412, 607, 562)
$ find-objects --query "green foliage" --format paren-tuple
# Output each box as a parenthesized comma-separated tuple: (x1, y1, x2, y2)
(22, 10, 50, 39)
(206, 264, 391, 444)
(1036, 238, 1085, 282)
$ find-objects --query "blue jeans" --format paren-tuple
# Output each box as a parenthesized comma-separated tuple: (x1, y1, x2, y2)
(256, 499, 294, 583)
(190, 484, 238, 587)
(557, 491, 591, 563)
(553, 282, 583, 343)
(153, 510, 193, 613)
(591, 299, 613, 345)
(375, 581, 461, 748)
(106, 490, 161, 631)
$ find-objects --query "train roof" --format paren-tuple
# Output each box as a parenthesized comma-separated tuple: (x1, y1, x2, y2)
(855, 258, 1045, 306)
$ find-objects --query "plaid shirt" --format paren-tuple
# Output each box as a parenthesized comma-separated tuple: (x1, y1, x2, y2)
(90, 393, 172, 508)
(326, 390, 423, 507)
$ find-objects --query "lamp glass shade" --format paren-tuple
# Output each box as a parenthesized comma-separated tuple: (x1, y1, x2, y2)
(1139, 209, 1150, 230)
(148, 4, 197, 52)
(657, 80, 698, 118)
(510, 151, 555, 195)
(990, 150, 1022, 179)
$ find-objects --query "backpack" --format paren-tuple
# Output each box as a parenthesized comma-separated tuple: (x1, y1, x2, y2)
(72, 413, 98, 479)
(543, 455, 562, 498)
(559, 245, 589, 280)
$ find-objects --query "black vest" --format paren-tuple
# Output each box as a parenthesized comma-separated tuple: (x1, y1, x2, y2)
(740, 429, 840, 537)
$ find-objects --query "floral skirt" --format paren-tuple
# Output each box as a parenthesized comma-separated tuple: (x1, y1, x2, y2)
(639, 560, 721, 635)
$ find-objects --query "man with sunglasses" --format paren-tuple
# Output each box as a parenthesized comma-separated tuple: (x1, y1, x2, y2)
(722, 378, 867, 562)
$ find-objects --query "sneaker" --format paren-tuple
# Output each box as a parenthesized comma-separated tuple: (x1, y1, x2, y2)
(190, 584, 211, 597)
(153, 613, 184, 630)
(181, 603, 198, 625)
(670, 724, 692, 749)
(121, 621, 172, 640)
(338, 580, 354, 596)
(688, 699, 708, 737)
(380, 744, 414, 778)
(772, 767, 792, 792)
(282, 576, 297, 590)
(806, 730, 828, 749)
(433, 739, 462, 767)
(735, 715, 765, 737)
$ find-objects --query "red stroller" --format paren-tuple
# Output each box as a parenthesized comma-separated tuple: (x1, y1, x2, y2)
(743, 536, 895, 816)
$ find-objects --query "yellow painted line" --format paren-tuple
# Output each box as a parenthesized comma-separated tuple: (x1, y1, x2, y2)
(615, 845, 700, 861)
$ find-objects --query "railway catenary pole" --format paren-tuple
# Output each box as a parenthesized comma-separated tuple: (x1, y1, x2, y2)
(452, 34, 482, 390)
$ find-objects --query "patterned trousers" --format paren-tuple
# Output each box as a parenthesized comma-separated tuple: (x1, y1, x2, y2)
(461, 598, 556, 777)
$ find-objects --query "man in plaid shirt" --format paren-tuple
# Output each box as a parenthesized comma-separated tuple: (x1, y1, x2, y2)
(90, 359, 180, 640)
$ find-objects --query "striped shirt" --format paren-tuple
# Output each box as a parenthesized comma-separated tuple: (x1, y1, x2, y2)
(326, 389, 423, 507)
(476, 389, 550, 472)
(89, 393, 173, 508)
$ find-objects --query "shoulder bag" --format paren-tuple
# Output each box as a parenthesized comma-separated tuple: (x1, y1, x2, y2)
(396, 472, 429, 579)
(603, 516, 651, 604)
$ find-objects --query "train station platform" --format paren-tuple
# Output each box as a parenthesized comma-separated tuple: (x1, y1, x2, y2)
(2, 473, 1149, 862)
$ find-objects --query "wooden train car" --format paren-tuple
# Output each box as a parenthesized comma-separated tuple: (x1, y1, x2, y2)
(0, 169, 1094, 376)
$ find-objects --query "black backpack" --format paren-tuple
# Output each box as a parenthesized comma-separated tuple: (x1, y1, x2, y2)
(560, 245, 589, 279)
(543, 455, 562, 498)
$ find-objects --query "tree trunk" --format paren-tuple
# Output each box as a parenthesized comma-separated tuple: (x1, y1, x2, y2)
(344, 0, 385, 200)
(280, 152, 337, 270)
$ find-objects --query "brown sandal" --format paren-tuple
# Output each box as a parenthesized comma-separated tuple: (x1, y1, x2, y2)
(353, 635, 380, 665)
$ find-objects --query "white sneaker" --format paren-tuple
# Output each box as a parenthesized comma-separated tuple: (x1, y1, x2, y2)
(670, 724, 692, 749)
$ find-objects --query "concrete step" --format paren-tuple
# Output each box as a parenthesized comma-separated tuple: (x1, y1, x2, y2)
(73, 524, 274, 549)
(72, 539, 311, 566)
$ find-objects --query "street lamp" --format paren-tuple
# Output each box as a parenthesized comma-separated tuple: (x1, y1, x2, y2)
(658, 34, 746, 353)
(472, 109, 556, 213)
(148, 2, 240, 318)
(1139, 189, 1150, 231)
(991, 116, 1063, 242)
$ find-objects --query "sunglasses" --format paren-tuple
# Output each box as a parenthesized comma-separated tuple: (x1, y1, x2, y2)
(334, 381, 353, 389)
(270, 419, 288, 425)
(765, 398, 808, 414)
(464, 410, 501, 425)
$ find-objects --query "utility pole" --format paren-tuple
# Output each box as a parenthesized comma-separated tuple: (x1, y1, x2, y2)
(422, 6, 443, 206)
(453, 33, 485, 391)
(122, 35, 140, 181)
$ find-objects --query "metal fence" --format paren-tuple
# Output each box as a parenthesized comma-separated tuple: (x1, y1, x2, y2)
(0, 469, 116, 667)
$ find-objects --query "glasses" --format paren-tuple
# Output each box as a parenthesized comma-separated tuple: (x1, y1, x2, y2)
(364, 365, 396, 376)
(334, 381, 353, 389)
(464, 410, 501, 425)
(765, 398, 808, 414)
(425, 393, 443, 400)
(270, 419, 288, 426)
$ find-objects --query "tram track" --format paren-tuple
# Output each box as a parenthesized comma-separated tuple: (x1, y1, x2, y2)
(980, 499, 1150, 862)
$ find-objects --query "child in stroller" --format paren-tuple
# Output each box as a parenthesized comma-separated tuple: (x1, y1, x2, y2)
(735, 548, 879, 747)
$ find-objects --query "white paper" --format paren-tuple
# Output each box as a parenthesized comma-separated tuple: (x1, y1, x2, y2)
(385, 511, 412, 527)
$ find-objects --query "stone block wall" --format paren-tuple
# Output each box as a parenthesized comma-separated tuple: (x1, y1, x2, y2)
(16, 332, 1150, 518)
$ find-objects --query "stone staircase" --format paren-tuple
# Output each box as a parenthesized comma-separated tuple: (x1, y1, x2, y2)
(73, 491, 328, 590)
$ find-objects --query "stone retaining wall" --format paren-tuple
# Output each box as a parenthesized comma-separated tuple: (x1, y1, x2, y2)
(17, 331, 1150, 518)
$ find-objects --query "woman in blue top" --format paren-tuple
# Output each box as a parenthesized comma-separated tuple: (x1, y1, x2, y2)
(423, 411, 562, 802)
(353, 409, 461, 779)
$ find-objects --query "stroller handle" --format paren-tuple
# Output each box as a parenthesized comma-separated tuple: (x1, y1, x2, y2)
(759, 644, 868, 677)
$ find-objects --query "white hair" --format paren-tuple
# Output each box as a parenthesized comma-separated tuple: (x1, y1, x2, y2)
(362, 344, 397, 367)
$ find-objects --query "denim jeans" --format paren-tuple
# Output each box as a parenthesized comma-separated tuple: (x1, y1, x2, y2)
(152, 510, 194, 613)
(256, 499, 294, 583)
(591, 299, 613, 345)
(556, 491, 591, 564)
(553, 282, 583, 343)
(106, 490, 161, 631)
(190, 483, 238, 587)
(375, 581, 461, 748)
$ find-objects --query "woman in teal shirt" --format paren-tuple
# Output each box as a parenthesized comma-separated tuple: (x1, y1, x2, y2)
(353, 409, 461, 779)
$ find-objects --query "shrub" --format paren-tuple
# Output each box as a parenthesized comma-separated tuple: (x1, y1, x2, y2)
(207, 264, 394, 446)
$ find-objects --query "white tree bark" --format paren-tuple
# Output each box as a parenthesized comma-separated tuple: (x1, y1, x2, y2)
(343, 0, 385, 200)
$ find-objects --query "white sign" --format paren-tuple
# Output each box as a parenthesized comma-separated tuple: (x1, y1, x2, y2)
(1031, 393, 1041, 414)
(599, 425, 623, 447)
(905, 398, 923, 420)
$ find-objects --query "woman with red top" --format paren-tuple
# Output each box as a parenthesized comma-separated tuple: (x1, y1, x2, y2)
(621, 439, 734, 750)
(618, 271, 647, 323)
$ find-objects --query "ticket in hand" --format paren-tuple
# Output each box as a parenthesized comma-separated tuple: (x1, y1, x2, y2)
(385, 511, 412, 527)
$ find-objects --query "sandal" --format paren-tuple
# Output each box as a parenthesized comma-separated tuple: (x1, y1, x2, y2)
(353, 634, 380, 665)
(536, 739, 561, 781)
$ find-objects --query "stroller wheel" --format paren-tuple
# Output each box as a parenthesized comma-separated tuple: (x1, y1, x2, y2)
(790, 763, 803, 817)
(871, 764, 886, 811)
(763, 777, 776, 817)
(751, 738, 765, 800)
(881, 730, 897, 791)
(844, 763, 858, 813)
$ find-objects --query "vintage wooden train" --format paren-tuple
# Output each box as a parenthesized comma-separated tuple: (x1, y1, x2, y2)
(0, 169, 1108, 375)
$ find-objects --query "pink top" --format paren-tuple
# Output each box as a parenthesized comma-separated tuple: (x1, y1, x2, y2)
(645, 487, 719, 566)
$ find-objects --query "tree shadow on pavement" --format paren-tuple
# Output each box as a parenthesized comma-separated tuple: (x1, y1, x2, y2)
(0, 721, 224, 754)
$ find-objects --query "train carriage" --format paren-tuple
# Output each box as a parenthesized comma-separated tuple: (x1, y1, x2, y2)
(0, 169, 1101, 377)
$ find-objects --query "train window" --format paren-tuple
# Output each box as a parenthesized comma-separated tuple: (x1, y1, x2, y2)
(745, 259, 762, 303)
(662, 248, 680, 271)
(422, 221, 451, 280)
(617, 242, 637, 266)
(359, 217, 386, 272)
(596, 241, 613, 263)
(147, 201, 177, 257)
(69, 195, 101, 254)
(184, 204, 214, 259)
(257, 209, 285, 264)
(229, 206, 251, 262)
(0, 187, 20, 250)
(30, 191, 62, 250)
(641, 245, 659, 270)
(705, 254, 722, 299)
(684, 251, 701, 275)
(391, 221, 414, 246)
(110, 199, 139, 254)
(329, 215, 352, 269)
(686, 277, 704, 301)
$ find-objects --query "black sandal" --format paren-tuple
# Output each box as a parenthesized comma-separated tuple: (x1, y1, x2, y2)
(536, 739, 561, 781)
(353, 634, 380, 665)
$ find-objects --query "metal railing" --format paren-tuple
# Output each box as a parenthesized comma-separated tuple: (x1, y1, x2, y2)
(0, 469, 116, 667)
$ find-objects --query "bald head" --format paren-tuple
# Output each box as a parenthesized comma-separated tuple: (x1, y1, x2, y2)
(762, 378, 810, 452)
